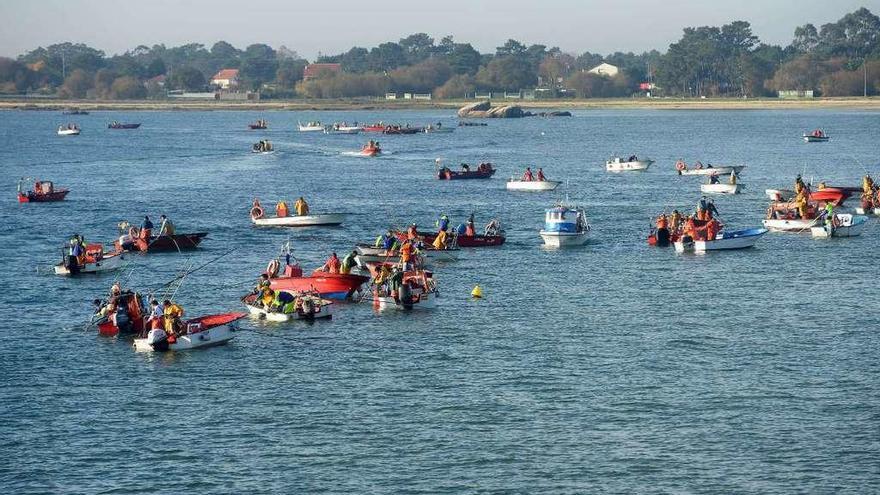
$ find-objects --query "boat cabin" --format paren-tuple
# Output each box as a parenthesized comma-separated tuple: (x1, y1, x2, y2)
(544, 207, 586, 233)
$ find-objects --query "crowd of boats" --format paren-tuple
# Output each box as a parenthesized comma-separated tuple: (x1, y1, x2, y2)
(32, 116, 872, 354)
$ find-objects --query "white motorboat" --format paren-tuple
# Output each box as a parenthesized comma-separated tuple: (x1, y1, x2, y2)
(506, 179, 561, 191)
(766, 189, 795, 201)
(324, 125, 361, 134)
(424, 125, 454, 134)
(298, 122, 324, 132)
(244, 294, 334, 321)
(678, 165, 745, 176)
(674, 228, 767, 253)
(810, 214, 868, 238)
(54, 250, 124, 276)
(133, 313, 245, 352)
(605, 156, 653, 172)
(762, 218, 820, 232)
(803, 130, 830, 142)
(251, 213, 346, 227)
(539, 204, 590, 247)
(57, 126, 81, 136)
(701, 183, 744, 195)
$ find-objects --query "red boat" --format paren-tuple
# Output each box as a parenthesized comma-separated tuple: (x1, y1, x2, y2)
(362, 124, 386, 132)
(115, 233, 207, 253)
(437, 163, 496, 180)
(96, 291, 148, 337)
(809, 188, 851, 206)
(421, 232, 505, 247)
(18, 179, 69, 202)
(360, 144, 381, 156)
(268, 263, 368, 300)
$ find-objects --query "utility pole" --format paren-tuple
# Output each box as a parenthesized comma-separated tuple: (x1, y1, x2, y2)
(865, 59, 868, 98)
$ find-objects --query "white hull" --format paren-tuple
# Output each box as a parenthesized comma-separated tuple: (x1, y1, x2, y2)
(324, 128, 361, 134)
(810, 215, 867, 238)
(701, 183, 744, 194)
(251, 149, 274, 154)
(57, 129, 80, 136)
(298, 124, 324, 132)
(245, 302, 333, 321)
(539, 231, 589, 247)
(506, 180, 560, 191)
(804, 135, 830, 142)
(678, 165, 745, 176)
(606, 160, 653, 172)
(251, 213, 345, 227)
(54, 253, 124, 276)
(674, 229, 767, 252)
(133, 324, 234, 352)
(373, 292, 437, 311)
(762, 218, 819, 232)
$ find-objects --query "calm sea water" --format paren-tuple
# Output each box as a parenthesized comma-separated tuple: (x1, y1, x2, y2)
(0, 108, 878, 493)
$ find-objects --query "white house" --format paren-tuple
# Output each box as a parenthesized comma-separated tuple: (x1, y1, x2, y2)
(588, 63, 619, 77)
(210, 69, 240, 89)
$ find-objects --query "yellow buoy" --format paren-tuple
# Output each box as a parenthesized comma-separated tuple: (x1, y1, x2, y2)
(471, 285, 483, 298)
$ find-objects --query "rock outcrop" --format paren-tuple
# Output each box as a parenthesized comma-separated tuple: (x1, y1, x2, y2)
(457, 100, 532, 118)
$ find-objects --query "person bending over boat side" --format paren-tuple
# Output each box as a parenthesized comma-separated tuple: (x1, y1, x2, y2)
(522, 167, 534, 181)
(158, 215, 175, 236)
(294, 197, 309, 216)
(433, 229, 449, 250)
(461, 163, 470, 172)
(321, 253, 341, 274)
(537, 168, 546, 181)
(341, 251, 358, 275)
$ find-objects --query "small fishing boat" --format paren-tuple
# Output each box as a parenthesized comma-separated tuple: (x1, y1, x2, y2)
(115, 232, 207, 253)
(371, 269, 438, 311)
(810, 214, 868, 238)
(420, 231, 505, 247)
(382, 126, 421, 135)
(701, 183, 744, 195)
(676, 162, 745, 176)
(458, 121, 488, 127)
(362, 124, 386, 132)
(57, 125, 80, 136)
(539, 204, 590, 247)
(251, 210, 345, 227)
(243, 291, 333, 321)
(359, 142, 381, 156)
(324, 124, 361, 134)
(674, 228, 767, 253)
(54, 244, 125, 276)
(298, 121, 324, 132)
(803, 129, 830, 142)
(18, 179, 69, 202)
(248, 119, 268, 130)
(605, 156, 654, 172)
(94, 290, 147, 337)
(506, 179, 560, 191)
(108, 122, 141, 129)
(133, 313, 246, 352)
(265, 244, 369, 300)
(437, 162, 495, 180)
(424, 124, 453, 134)
(354, 245, 459, 267)
(251, 140, 274, 154)
(809, 188, 851, 206)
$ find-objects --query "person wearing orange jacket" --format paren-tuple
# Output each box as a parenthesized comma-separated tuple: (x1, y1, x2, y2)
(321, 252, 340, 274)
(399, 240, 414, 270)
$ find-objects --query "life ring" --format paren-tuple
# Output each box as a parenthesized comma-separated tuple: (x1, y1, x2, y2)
(675, 161, 686, 171)
(251, 205, 264, 219)
(266, 259, 280, 278)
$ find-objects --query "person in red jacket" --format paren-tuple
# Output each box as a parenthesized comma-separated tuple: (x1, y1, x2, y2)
(321, 252, 341, 274)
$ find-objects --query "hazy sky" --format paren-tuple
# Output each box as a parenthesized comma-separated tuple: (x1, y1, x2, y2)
(1, 0, 872, 59)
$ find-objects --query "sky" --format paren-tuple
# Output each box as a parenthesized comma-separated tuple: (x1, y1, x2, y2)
(0, 0, 873, 59)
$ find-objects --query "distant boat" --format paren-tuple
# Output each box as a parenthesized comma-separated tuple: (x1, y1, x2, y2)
(539, 204, 590, 247)
(57, 125, 80, 136)
(803, 129, 830, 142)
(298, 121, 324, 132)
(62, 108, 89, 115)
(677, 164, 745, 176)
(506, 179, 560, 191)
(674, 228, 767, 253)
(606, 156, 653, 172)
(108, 122, 141, 129)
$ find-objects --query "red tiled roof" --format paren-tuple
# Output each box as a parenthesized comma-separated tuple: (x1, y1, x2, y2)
(211, 69, 240, 81)
(303, 63, 341, 79)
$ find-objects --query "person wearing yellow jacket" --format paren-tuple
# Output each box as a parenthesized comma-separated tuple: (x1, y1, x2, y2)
(294, 197, 309, 216)
(162, 299, 184, 335)
(432, 229, 448, 250)
(795, 191, 809, 219)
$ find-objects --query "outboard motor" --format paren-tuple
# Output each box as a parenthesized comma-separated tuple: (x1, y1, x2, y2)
(301, 298, 314, 319)
(114, 304, 132, 334)
(399, 284, 413, 310)
(656, 228, 670, 246)
(146, 328, 170, 352)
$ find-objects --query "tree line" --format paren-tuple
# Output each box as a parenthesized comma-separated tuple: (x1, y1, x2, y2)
(0, 7, 877, 100)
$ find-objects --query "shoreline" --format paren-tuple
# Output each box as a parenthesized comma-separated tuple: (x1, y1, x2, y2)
(1, 97, 878, 111)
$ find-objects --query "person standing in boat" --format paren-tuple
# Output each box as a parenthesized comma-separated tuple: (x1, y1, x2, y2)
(399, 240, 415, 271)
(321, 253, 341, 274)
(140, 216, 154, 240)
(437, 214, 450, 233)
(406, 223, 419, 240)
(465, 214, 476, 236)
(163, 299, 184, 336)
(145, 299, 165, 334)
(536, 168, 546, 181)
(341, 251, 358, 275)
(294, 197, 309, 216)
(158, 215, 175, 237)
(522, 167, 534, 181)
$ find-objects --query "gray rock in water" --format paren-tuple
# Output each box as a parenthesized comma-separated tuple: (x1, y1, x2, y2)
(458, 101, 533, 118)
(457, 100, 492, 118)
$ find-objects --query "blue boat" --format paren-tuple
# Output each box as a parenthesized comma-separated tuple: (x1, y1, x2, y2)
(539, 204, 590, 247)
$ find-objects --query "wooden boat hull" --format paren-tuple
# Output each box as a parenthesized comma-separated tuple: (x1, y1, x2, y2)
(252, 213, 345, 227)
(540, 231, 589, 247)
(506, 180, 560, 191)
(19, 190, 69, 202)
(269, 273, 368, 300)
(133, 313, 245, 352)
(438, 169, 495, 180)
(678, 165, 745, 176)
(701, 183, 743, 194)
(606, 159, 653, 172)
(383, 128, 421, 134)
(117, 233, 207, 252)
(54, 252, 124, 276)
(810, 214, 867, 238)
(674, 228, 767, 253)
